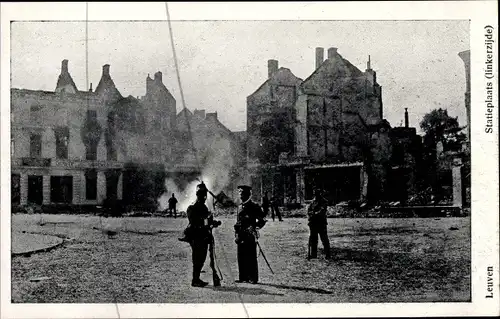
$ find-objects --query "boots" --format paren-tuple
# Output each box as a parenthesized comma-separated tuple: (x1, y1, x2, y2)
(191, 279, 208, 287)
(213, 275, 221, 287)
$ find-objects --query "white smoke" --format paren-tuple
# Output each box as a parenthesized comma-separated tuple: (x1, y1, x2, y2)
(157, 133, 237, 213)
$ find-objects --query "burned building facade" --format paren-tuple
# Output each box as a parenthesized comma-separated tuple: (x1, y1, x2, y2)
(247, 47, 394, 205)
(11, 59, 246, 210)
(11, 59, 243, 210)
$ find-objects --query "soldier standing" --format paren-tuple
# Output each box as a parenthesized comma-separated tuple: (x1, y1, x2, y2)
(234, 185, 267, 284)
(261, 192, 270, 218)
(270, 194, 283, 222)
(185, 183, 221, 287)
(307, 188, 331, 259)
(168, 193, 178, 218)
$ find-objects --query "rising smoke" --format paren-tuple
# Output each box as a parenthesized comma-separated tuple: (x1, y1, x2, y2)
(157, 132, 238, 213)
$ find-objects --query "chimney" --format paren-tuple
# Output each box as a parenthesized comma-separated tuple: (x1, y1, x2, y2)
(268, 59, 278, 78)
(315, 47, 324, 69)
(404, 108, 409, 128)
(367, 55, 371, 70)
(102, 64, 110, 77)
(206, 112, 218, 121)
(61, 59, 69, 74)
(154, 71, 162, 83)
(89, 83, 93, 92)
(327, 47, 338, 59)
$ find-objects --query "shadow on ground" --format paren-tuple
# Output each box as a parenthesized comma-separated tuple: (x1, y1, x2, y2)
(207, 285, 285, 296)
(257, 282, 334, 295)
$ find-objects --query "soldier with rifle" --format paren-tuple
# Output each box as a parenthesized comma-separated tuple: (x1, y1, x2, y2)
(234, 185, 267, 284)
(182, 183, 222, 287)
(307, 187, 331, 260)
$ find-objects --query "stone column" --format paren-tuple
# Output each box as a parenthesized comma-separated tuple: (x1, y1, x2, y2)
(452, 159, 463, 207)
(360, 165, 368, 202)
(42, 128, 55, 159)
(20, 173, 28, 205)
(97, 170, 106, 204)
(97, 138, 106, 161)
(458, 50, 471, 146)
(296, 168, 305, 204)
(117, 171, 123, 201)
(72, 172, 81, 204)
(79, 171, 86, 203)
(42, 175, 50, 204)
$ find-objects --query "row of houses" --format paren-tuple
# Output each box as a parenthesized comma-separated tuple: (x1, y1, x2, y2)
(11, 60, 245, 209)
(11, 47, 470, 209)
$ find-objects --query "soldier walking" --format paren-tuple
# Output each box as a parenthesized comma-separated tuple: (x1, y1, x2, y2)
(307, 187, 331, 259)
(234, 185, 267, 284)
(185, 183, 221, 287)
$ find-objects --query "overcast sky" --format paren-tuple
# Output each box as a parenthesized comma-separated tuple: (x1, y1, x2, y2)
(11, 20, 469, 133)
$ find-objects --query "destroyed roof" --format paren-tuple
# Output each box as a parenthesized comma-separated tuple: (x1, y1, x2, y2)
(301, 52, 365, 90)
(248, 67, 302, 98)
(55, 71, 78, 93)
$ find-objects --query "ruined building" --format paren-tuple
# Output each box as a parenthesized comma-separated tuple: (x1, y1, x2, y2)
(11, 59, 244, 210)
(247, 47, 391, 205)
(11, 59, 245, 210)
(388, 109, 423, 204)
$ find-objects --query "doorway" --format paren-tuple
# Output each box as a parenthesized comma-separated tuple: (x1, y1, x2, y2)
(27, 175, 43, 205)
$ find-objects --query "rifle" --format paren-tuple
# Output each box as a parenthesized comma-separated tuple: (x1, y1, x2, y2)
(195, 179, 220, 205)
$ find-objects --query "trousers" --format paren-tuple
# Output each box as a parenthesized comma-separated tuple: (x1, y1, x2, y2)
(190, 238, 208, 281)
(237, 240, 258, 282)
(308, 223, 330, 258)
(271, 206, 282, 221)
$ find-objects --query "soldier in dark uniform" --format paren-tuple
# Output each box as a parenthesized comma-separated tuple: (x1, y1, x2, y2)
(270, 194, 283, 222)
(234, 185, 267, 284)
(168, 193, 178, 218)
(261, 192, 270, 218)
(185, 183, 221, 287)
(307, 187, 331, 259)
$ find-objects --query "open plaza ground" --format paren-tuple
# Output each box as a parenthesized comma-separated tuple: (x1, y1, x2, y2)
(11, 213, 470, 303)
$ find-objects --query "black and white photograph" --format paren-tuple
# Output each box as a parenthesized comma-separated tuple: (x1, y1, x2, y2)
(1, 2, 498, 318)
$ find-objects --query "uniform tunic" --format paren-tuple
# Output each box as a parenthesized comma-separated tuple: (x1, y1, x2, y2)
(186, 201, 211, 281)
(235, 200, 266, 282)
(307, 195, 330, 258)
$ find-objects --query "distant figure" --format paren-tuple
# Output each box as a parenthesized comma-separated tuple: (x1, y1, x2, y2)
(168, 193, 178, 218)
(270, 194, 283, 222)
(261, 192, 270, 218)
(307, 188, 330, 260)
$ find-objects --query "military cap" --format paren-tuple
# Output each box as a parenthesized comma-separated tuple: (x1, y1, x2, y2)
(237, 185, 252, 192)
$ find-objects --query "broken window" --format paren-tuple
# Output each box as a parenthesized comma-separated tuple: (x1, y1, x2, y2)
(11, 174, 20, 205)
(55, 126, 69, 159)
(50, 176, 73, 203)
(85, 110, 98, 160)
(85, 169, 97, 200)
(28, 175, 43, 205)
(30, 134, 42, 158)
(30, 105, 42, 123)
(87, 110, 97, 120)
